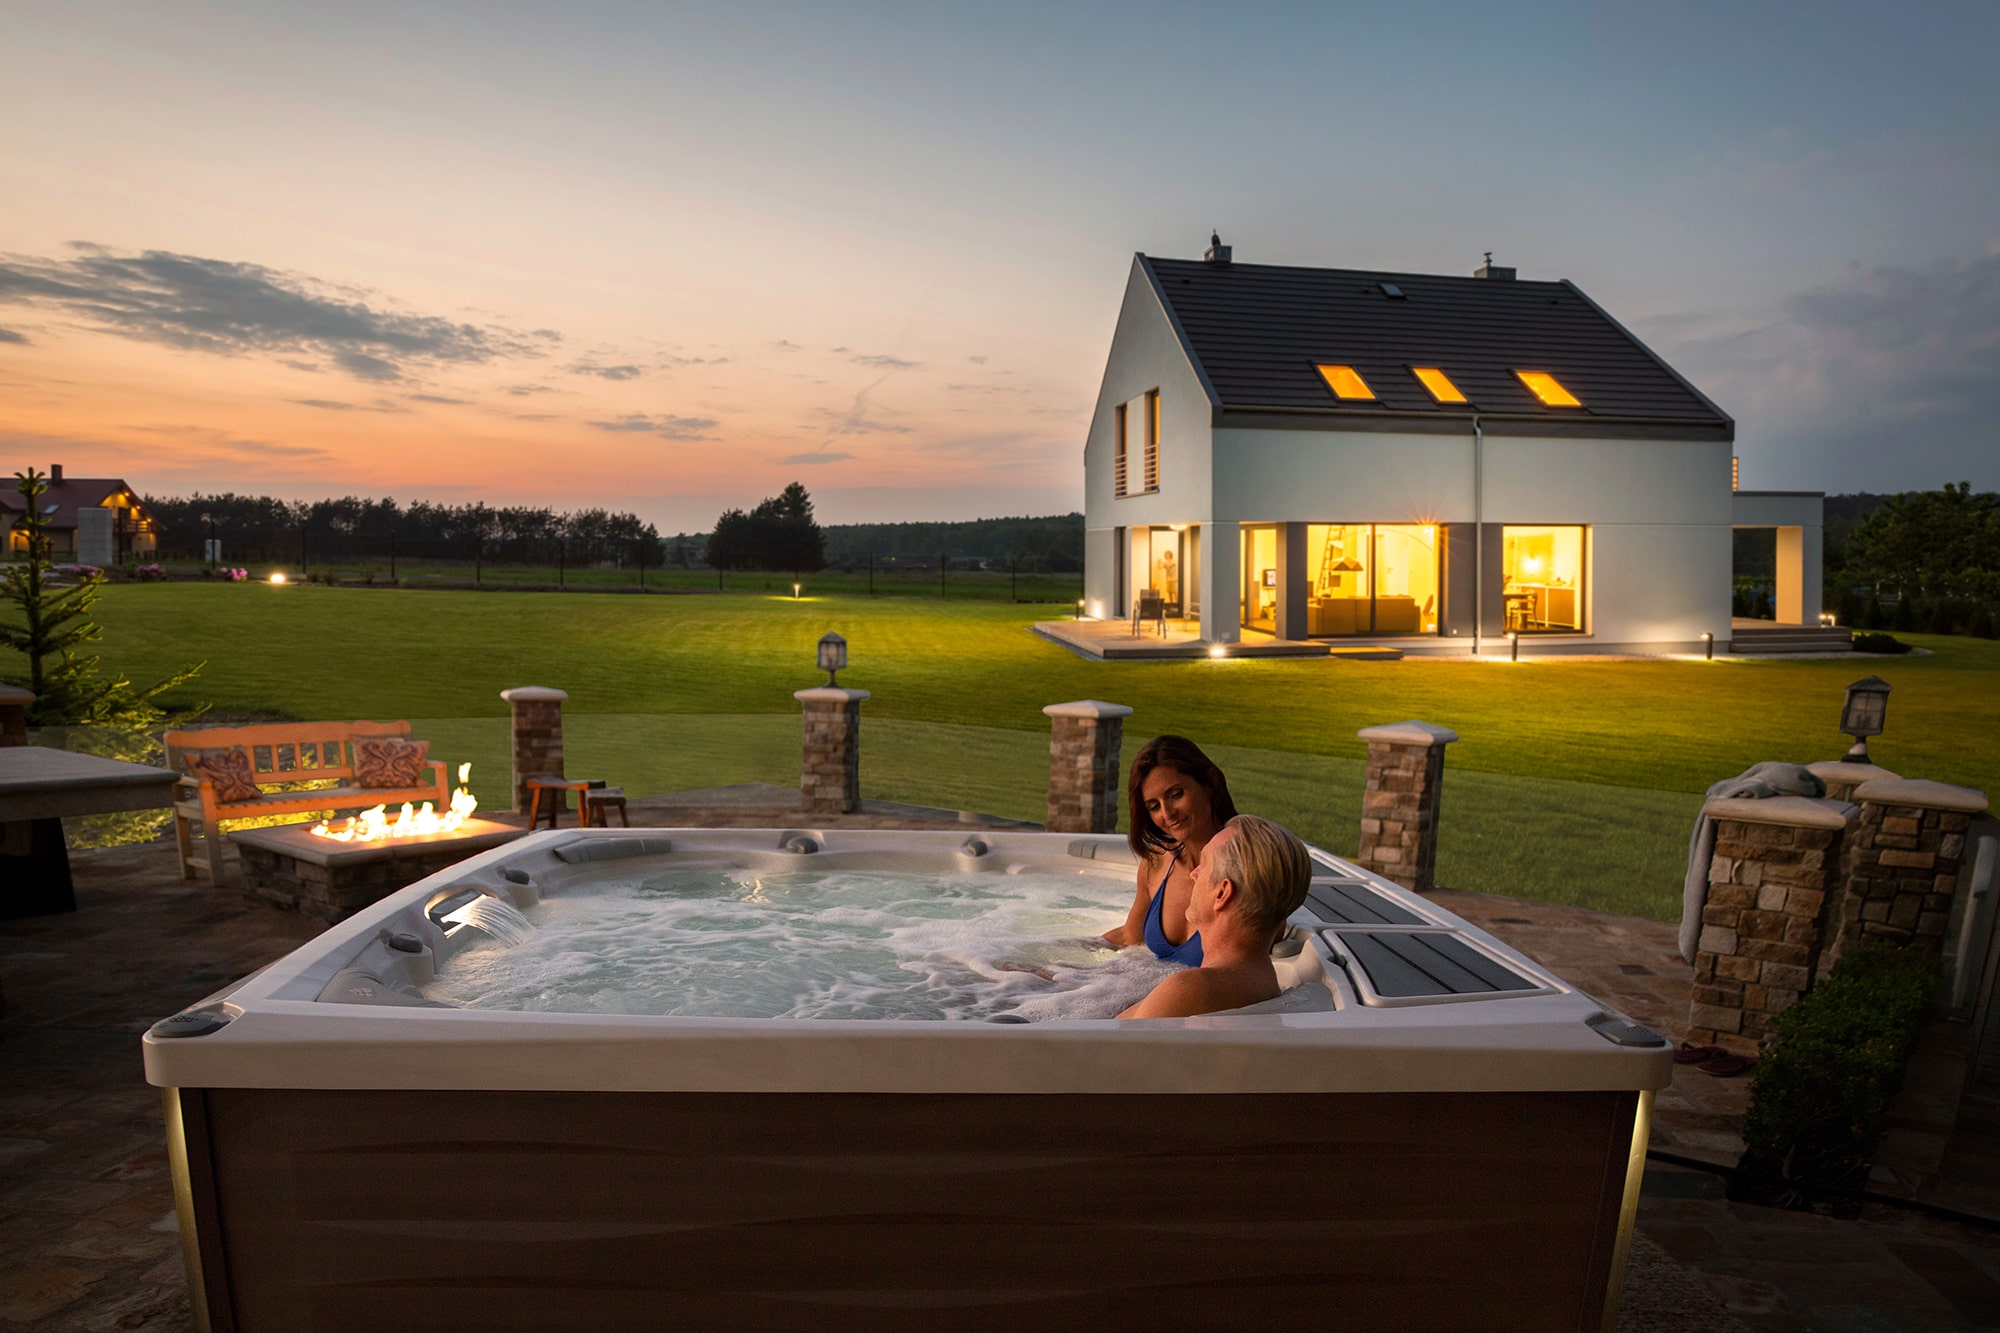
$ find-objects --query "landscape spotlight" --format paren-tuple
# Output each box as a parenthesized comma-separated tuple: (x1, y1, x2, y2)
(1509, 631, 1519, 662)
(1703, 631, 1714, 661)
(817, 631, 848, 687)
(793, 582, 802, 599)
(1839, 675, 1891, 763)
(1209, 644, 1226, 659)
(1075, 598, 1084, 621)
(269, 572, 288, 585)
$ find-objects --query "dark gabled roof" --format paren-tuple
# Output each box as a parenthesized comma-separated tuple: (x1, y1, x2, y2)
(0, 478, 143, 530)
(1140, 255, 1731, 431)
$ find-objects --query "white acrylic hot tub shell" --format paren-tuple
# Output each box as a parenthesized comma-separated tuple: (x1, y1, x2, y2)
(143, 828, 1671, 1097)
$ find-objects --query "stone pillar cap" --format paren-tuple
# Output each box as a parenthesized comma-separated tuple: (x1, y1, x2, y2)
(1357, 720, 1459, 747)
(1806, 760, 1899, 785)
(1701, 795, 1856, 829)
(794, 687, 871, 703)
(1043, 700, 1134, 720)
(1852, 778, 1989, 815)
(500, 686, 568, 703)
(0, 685, 33, 705)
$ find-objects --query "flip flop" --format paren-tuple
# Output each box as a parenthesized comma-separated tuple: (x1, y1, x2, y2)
(1673, 1042, 1725, 1065)
(1697, 1053, 1757, 1077)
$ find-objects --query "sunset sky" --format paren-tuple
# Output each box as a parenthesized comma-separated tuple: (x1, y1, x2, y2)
(4, 0, 1996, 530)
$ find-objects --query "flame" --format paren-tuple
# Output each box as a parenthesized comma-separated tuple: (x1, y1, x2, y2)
(311, 766, 479, 842)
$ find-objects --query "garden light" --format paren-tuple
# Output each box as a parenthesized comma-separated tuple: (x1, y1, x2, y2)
(793, 582, 802, 599)
(269, 572, 288, 585)
(1703, 631, 1713, 661)
(1075, 598, 1084, 620)
(1209, 644, 1226, 659)
(1839, 675, 1891, 763)
(1508, 631, 1519, 662)
(817, 631, 848, 687)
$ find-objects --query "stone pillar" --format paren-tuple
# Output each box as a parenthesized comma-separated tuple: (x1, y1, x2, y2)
(1807, 760, 1899, 804)
(1355, 721, 1458, 891)
(500, 686, 567, 815)
(1829, 778, 1991, 966)
(1686, 795, 1853, 1056)
(795, 687, 870, 815)
(0, 685, 32, 746)
(1043, 700, 1133, 834)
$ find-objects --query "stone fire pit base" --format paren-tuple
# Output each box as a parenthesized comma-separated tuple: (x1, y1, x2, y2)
(228, 818, 524, 922)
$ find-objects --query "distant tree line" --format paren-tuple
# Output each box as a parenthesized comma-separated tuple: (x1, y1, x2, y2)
(143, 493, 675, 567)
(821, 513, 1083, 571)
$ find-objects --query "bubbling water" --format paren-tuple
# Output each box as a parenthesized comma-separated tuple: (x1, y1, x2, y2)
(422, 867, 1186, 1022)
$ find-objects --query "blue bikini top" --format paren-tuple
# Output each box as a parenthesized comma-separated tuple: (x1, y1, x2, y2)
(1142, 850, 1204, 966)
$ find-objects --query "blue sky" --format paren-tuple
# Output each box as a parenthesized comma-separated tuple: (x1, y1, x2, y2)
(2, 0, 1994, 525)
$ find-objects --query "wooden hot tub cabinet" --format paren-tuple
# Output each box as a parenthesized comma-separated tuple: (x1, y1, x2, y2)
(165, 1084, 1648, 1333)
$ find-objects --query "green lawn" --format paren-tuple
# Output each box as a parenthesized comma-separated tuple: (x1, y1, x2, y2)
(59, 583, 2000, 920)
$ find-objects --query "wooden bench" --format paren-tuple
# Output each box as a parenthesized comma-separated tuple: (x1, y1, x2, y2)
(164, 720, 451, 884)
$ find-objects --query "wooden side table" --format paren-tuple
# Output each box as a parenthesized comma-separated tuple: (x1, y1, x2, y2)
(525, 776, 592, 829)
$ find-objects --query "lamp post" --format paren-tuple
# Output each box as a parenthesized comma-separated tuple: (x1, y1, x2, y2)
(1839, 675, 1892, 763)
(817, 632, 848, 687)
(793, 582, 802, 599)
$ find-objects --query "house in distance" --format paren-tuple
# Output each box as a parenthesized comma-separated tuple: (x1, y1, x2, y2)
(0, 465, 163, 565)
(1082, 237, 1826, 654)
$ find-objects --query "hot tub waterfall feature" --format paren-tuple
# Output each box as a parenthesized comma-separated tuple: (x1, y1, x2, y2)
(146, 828, 1669, 1332)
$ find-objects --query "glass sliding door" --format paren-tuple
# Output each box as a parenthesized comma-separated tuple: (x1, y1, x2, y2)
(1304, 523, 1439, 635)
(1375, 524, 1440, 633)
(1242, 525, 1278, 633)
(1147, 527, 1187, 616)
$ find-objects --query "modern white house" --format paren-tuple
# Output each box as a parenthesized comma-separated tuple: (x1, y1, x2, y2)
(1081, 240, 1827, 655)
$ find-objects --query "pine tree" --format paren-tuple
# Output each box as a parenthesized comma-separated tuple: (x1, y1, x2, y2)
(0, 469, 204, 727)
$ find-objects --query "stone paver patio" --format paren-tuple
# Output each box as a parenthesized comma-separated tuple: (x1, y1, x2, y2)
(3, 809, 1998, 1330)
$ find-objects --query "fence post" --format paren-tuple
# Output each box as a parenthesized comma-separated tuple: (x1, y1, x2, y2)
(500, 686, 568, 815)
(1043, 701, 1133, 834)
(1354, 721, 1458, 891)
(795, 687, 870, 814)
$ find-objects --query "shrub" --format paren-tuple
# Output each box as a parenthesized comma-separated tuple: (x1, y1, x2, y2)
(135, 562, 167, 581)
(1852, 631, 1911, 655)
(1738, 947, 1939, 1198)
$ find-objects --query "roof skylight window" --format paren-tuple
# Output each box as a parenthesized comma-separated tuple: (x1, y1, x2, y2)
(1412, 367, 1467, 403)
(1514, 371, 1582, 408)
(1316, 364, 1375, 400)
(1379, 282, 1405, 299)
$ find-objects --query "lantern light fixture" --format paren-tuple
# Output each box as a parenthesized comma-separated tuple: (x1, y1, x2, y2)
(1839, 675, 1891, 763)
(816, 632, 848, 687)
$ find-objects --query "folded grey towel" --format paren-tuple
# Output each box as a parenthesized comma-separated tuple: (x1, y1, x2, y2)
(1680, 762, 1826, 962)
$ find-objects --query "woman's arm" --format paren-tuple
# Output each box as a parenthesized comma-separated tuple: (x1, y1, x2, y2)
(1099, 856, 1156, 948)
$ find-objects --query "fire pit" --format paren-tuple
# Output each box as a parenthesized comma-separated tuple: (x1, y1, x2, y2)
(229, 818, 523, 922)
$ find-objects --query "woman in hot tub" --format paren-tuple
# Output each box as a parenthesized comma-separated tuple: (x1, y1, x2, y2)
(1099, 735, 1239, 965)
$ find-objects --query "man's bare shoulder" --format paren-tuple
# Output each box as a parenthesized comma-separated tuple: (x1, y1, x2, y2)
(1120, 969, 1227, 1020)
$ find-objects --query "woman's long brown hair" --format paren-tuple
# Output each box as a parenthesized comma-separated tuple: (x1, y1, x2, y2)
(1126, 734, 1239, 859)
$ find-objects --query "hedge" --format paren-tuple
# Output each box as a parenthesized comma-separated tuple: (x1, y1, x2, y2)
(1738, 946, 1939, 1195)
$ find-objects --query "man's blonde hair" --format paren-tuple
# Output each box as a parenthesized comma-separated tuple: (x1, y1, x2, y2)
(1207, 814, 1312, 939)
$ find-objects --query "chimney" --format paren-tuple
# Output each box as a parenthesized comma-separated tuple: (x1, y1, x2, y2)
(50, 463, 62, 484)
(1204, 231, 1232, 265)
(1473, 252, 1516, 281)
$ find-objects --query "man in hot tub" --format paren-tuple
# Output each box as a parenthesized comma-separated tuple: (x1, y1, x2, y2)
(1120, 814, 1311, 1019)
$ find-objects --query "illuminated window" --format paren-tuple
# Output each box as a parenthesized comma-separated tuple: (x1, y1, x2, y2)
(1316, 364, 1375, 400)
(1113, 403, 1128, 497)
(1143, 389, 1160, 492)
(1502, 525, 1586, 632)
(1412, 367, 1466, 404)
(1301, 523, 1439, 636)
(1514, 371, 1581, 408)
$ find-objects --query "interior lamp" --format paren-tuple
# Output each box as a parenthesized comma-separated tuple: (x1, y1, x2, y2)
(816, 632, 848, 687)
(1839, 675, 1891, 763)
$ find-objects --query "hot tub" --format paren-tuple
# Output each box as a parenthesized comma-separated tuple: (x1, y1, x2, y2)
(146, 827, 1669, 1332)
